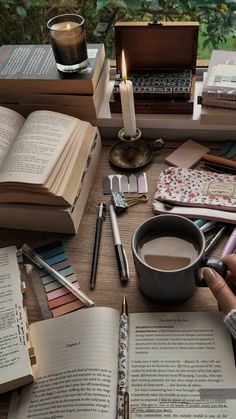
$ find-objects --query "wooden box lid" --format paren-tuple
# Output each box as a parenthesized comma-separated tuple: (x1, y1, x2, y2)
(114, 22, 199, 74)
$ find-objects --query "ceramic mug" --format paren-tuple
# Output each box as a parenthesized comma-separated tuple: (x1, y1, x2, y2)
(131, 214, 226, 303)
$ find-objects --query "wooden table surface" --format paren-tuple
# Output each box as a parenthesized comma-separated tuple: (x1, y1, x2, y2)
(0, 139, 231, 417)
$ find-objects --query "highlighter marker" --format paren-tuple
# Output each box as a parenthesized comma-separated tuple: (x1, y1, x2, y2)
(221, 227, 236, 256)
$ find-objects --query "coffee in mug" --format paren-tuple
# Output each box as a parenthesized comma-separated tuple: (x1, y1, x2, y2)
(132, 214, 226, 303)
(138, 234, 199, 270)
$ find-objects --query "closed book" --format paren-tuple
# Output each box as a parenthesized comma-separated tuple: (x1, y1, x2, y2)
(0, 59, 110, 120)
(0, 44, 105, 94)
(199, 95, 236, 110)
(202, 50, 236, 101)
(199, 105, 236, 125)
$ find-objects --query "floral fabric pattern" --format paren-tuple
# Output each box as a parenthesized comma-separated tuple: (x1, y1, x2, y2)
(154, 167, 236, 211)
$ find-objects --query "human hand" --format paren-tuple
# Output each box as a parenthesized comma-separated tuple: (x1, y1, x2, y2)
(202, 254, 236, 315)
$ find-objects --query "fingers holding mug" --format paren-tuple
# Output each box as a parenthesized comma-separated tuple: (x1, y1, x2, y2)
(202, 267, 236, 315)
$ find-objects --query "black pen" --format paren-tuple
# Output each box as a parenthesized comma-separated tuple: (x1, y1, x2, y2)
(109, 204, 129, 282)
(90, 203, 106, 289)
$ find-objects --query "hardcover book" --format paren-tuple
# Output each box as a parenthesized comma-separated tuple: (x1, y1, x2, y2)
(0, 44, 105, 94)
(202, 50, 236, 102)
(0, 59, 110, 120)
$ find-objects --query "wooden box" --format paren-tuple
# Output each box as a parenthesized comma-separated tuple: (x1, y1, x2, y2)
(110, 21, 199, 114)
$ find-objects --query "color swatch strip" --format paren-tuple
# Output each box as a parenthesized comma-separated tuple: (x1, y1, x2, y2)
(35, 241, 85, 317)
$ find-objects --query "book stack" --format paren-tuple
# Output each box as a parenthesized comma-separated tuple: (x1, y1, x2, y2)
(0, 44, 109, 121)
(199, 50, 236, 125)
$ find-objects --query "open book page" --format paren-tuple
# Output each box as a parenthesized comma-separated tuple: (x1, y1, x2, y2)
(0, 106, 25, 166)
(12, 307, 120, 419)
(129, 312, 236, 419)
(46, 120, 90, 194)
(0, 110, 79, 185)
(0, 246, 33, 394)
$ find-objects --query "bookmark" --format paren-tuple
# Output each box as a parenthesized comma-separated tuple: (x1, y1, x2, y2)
(103, 176, 112, 195)
(120, 175, 129, 193)
(128, 174, 138, 192)
(103, 173, 148, 194)
(112, 175, 120, 192)
(138, 173, 148, 193)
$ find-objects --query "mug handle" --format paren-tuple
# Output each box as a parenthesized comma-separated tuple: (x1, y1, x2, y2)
(197, 256, 227, 287)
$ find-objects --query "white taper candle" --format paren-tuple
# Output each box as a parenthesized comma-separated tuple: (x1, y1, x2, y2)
(119, 50, 137, 137)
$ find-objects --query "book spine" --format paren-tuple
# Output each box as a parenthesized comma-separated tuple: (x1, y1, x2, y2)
(202, 90, 236, 101)
(201, 97, 236, 110)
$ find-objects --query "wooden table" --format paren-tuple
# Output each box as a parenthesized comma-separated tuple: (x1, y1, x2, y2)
(0, 139, 230, 417)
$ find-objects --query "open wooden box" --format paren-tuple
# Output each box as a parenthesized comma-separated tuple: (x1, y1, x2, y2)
(110, 21, 199, 114)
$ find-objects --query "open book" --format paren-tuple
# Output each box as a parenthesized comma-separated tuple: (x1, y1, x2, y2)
(0, 106, 98, 206)
(7, 299, 236, 417)
(0, 246, 34, 394)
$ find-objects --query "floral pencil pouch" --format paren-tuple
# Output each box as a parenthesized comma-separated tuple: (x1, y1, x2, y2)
(153, 167, 236, 222)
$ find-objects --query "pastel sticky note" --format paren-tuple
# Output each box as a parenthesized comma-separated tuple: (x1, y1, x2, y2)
(39, 259, 70, 278)
(120, 175, 129, 193)
(41, 268, 74, 285)
(138, 172, 148, 193)
(33, 240, 84, 316)
(44, 252, 67, 266)
(52, 300, 85, 317)
(112, 175, 120, 192)
(46, 282, 80, 301)
(35, 241, 64, 257)
(103, 176, 111, 194)
(128, 174, 138, 192)
(48, 293, 78, 309)
(44, 274, 77, 293)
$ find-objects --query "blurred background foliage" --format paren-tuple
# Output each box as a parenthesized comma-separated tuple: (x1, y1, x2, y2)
(0, 0, 236, 59)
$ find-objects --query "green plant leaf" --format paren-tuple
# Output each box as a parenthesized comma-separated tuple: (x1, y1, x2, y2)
(16, 5, 27, 20)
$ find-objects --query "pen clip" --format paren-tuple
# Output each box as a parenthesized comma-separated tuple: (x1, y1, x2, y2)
(98, 202, 106, 220)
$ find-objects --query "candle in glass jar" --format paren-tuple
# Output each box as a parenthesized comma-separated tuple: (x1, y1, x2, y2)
(119, 50, 137, 137)
(47, 14, 88, 72)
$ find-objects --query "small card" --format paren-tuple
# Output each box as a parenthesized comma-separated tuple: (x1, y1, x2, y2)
(165, 139, 210, 169)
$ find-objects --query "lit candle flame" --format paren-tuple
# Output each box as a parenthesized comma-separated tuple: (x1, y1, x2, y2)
(121, 50, 127, 81)
(66, 23, 71, 30)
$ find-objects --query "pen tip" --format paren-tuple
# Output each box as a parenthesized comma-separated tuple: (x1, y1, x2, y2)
(122, 296, 128, 315)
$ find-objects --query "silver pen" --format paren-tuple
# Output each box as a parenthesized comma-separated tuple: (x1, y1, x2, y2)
(205, 225, 227, 255)
(109, 204, 129, 282)
(21, 243, 94, 308)
(117, 297, 129, 419)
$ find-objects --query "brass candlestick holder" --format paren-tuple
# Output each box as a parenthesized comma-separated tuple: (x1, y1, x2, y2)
(109, 128, 164, 170)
